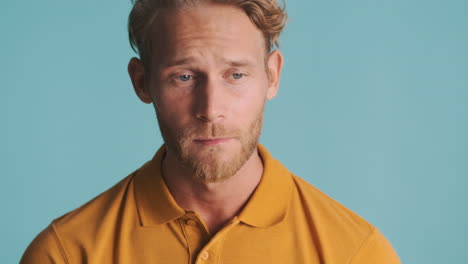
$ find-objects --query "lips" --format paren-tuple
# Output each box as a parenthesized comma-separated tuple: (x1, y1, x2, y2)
(193, 138, 232, 146)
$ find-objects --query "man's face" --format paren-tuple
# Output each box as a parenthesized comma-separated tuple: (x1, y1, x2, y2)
(139, 3, 281, 183)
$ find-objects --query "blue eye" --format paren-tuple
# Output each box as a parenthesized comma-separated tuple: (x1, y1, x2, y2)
(178, 75, 192, 82)
(232, 73, 244, 80)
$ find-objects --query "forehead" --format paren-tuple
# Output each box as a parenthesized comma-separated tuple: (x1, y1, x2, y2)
(152, 3, 267, 66)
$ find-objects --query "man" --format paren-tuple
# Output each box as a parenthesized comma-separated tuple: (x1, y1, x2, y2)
(21, 0, 401, 263)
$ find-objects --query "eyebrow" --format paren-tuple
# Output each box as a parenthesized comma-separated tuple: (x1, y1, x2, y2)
(161, 57, 195, 68)
(161, 57, 255, 68)
(222, 59, 255, 68)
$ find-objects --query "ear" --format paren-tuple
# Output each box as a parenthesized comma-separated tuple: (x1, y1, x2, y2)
(128, 57, 152, 104)
(266, 49, 284, 100)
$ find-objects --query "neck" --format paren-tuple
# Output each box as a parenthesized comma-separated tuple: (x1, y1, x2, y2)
(161, 147, 263, 235)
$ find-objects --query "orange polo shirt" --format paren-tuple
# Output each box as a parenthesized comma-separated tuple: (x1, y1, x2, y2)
(21, 144, 400, 263)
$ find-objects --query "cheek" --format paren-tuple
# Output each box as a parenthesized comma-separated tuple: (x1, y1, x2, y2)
(155, 91, 193, 124)
(236, 81, 267, 108)
(233, 92, 266, 126)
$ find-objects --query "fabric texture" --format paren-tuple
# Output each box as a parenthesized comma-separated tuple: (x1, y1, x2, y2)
(21, 144, 400, 264)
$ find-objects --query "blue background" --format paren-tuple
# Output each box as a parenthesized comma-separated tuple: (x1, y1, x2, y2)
(2, 0, 467, 263)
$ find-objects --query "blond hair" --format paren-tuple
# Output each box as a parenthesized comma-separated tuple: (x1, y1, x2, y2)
(128, 0, 287, 66)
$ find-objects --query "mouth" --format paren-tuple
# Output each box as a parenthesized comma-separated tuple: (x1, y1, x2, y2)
(193, 137, 233, 146)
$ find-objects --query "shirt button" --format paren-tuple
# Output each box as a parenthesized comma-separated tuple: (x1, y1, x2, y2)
(200, 251, 209, 260)
(186, 219, 197, 226)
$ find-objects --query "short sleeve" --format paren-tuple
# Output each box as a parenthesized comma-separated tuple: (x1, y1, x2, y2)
(20, 224, 68, 264)
(349, 227, 401, 264)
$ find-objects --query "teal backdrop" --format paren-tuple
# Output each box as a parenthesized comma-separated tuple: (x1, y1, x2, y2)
(2, 0, 467, 263)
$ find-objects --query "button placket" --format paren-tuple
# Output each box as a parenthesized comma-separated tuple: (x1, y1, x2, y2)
(186, 219, 198, 227)
(200, 251, 209, 260)
(180, 215, 211, 264)
(195, 217, 240, 264)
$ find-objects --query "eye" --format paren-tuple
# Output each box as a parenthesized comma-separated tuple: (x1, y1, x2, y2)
(177, 75, 192, 82)
(232, 73, 245, 80)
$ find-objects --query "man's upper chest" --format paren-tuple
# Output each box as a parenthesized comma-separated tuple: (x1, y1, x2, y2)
(103, 213, 322, 264)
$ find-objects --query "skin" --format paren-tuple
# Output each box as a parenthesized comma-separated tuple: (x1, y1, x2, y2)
(128, 2, 283, 235)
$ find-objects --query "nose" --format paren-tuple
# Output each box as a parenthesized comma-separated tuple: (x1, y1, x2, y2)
(193, 76, 226, 123)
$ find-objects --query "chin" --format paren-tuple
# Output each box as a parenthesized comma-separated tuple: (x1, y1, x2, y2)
(191, 142, 238, 163)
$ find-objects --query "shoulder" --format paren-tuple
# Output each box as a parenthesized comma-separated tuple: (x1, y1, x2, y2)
(20, 224, 67, 264)
(289, 174, 400, 263)
(21, 162, 147, 263)
(290, 174, 372, 232)
(348, 227, 401, 264)
(49, 170, 136, 238)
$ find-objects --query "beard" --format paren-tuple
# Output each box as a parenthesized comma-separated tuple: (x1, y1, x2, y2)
(155, 105, 264, 184)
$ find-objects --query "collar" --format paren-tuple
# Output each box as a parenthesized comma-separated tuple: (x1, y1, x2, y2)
(134, 144, 293, 228)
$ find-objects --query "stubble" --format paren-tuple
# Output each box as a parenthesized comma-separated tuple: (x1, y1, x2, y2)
(156, 105, 264, 183)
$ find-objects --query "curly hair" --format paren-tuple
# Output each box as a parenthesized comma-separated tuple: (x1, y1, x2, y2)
(128, 0, 287, 66)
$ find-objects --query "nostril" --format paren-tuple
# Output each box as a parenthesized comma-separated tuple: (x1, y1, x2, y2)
(195, 113, 210, 122)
